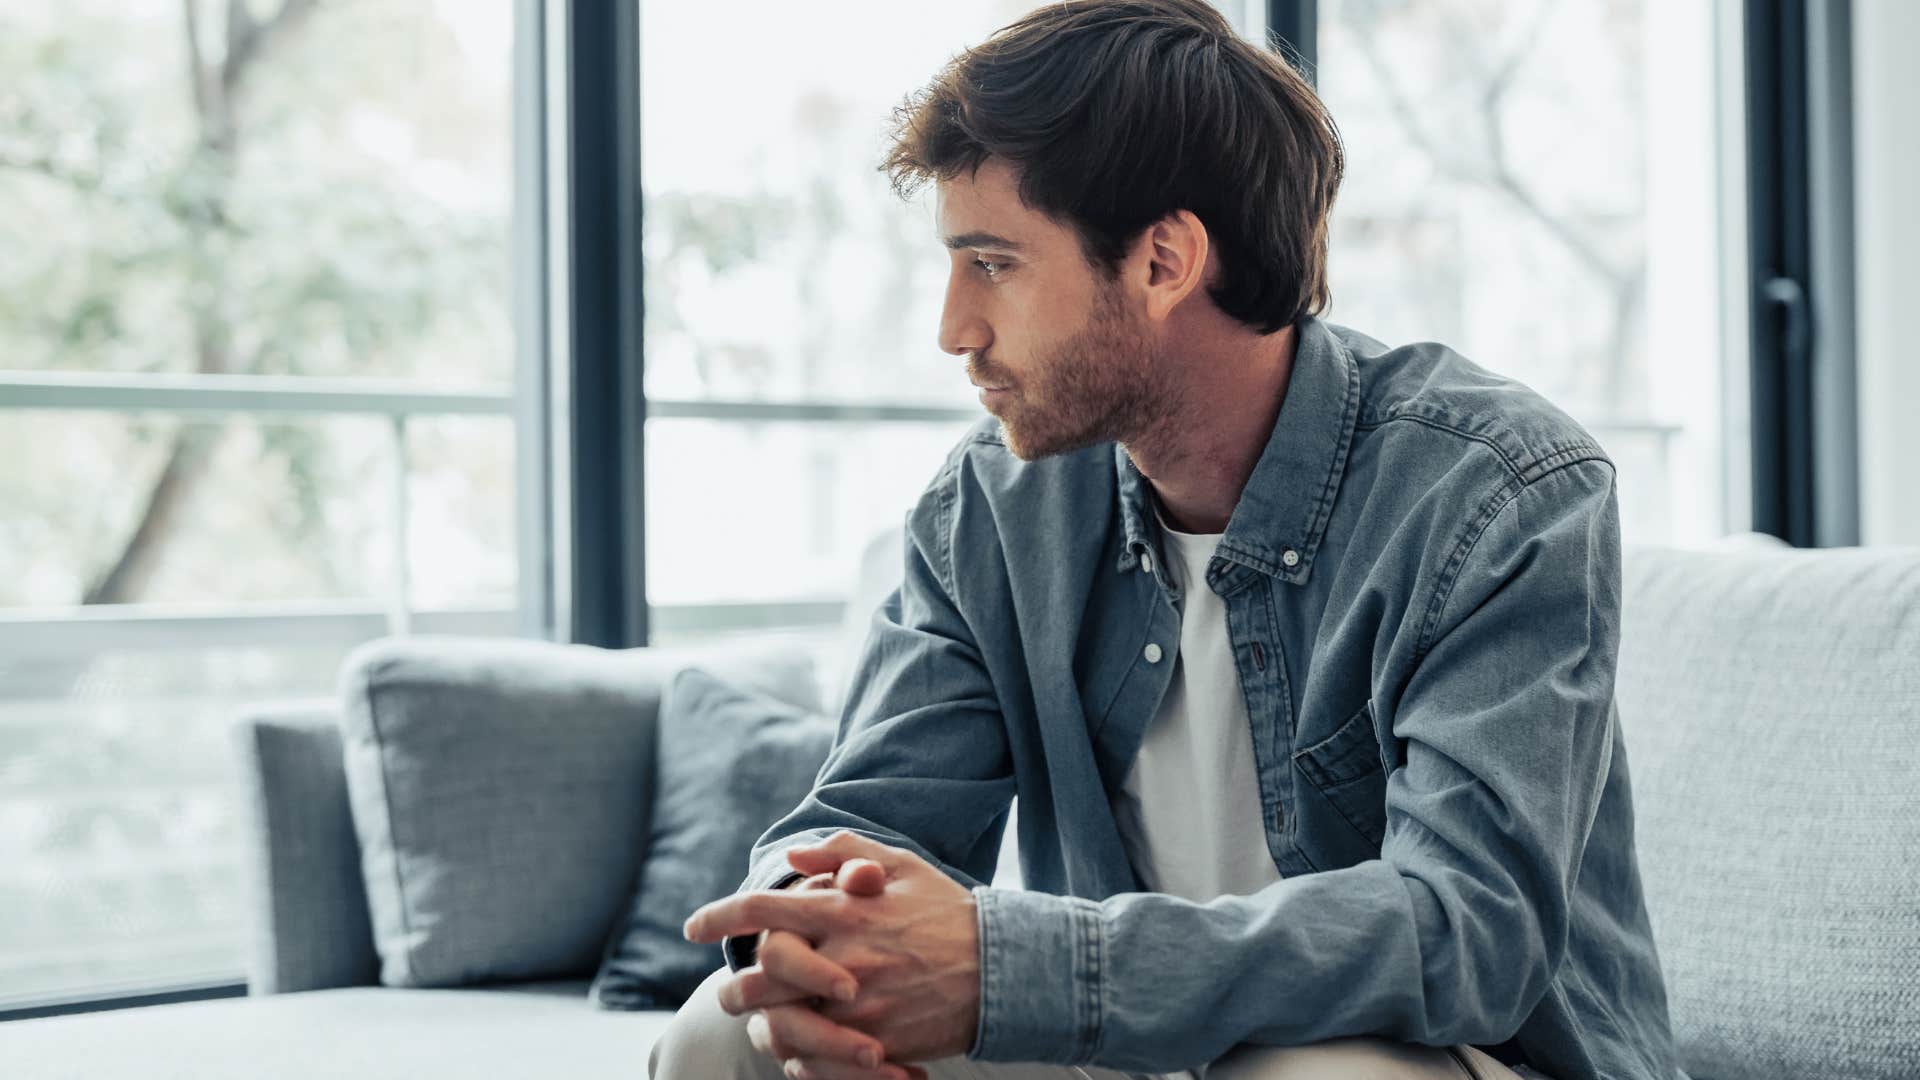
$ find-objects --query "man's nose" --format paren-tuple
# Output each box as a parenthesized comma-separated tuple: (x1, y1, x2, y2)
(937, 276, 989, 358)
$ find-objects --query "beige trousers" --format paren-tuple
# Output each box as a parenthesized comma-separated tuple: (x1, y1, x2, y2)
(650, 967, 1552, 1080)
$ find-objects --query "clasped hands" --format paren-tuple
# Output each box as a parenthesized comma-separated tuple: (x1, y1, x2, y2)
(682, 831, 981, 1080)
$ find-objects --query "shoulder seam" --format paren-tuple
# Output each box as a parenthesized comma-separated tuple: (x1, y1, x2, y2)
(1355, 411, 1607, 484)
(1412, 455, 1613, 662)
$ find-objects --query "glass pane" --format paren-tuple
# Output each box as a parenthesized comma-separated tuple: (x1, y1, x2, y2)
(645, 419, 976, 610)
(1316, 0, 1737, 544)
(0, 3, 512, 383)
(638, 1, 1259, 406)
(0, 641, 351, 1004)
(0, 412, 388, 609)
(404, 415, 519, 610)
(0, 411, 511, 612)
(0, 2, 522, 1008)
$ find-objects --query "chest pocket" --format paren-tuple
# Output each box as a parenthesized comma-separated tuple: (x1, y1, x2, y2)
(1292, 699, 1389, 849)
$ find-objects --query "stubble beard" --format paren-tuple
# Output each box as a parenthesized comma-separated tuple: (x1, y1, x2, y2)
(994, 285, 1174, 462)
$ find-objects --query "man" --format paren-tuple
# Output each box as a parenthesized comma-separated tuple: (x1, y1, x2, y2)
(653, 1, 1678, 1078)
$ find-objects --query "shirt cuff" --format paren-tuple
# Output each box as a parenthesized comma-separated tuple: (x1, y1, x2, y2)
(968, 886, 1106, 1063)
(721, 870, 807, 972)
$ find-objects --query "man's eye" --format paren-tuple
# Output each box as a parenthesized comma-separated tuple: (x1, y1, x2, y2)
(973, 258, 1006, 278)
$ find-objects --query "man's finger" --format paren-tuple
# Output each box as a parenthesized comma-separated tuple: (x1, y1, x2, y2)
(683, 889, 835, 943)
(758, 929, 859, 1001)
(718, 930, 852, 1014)
(715, 968, 786, 1016)
(756, 1003, 888, 1072)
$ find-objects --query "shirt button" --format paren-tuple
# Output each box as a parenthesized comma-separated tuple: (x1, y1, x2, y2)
(1281, 548, 1301, 568)
(1141, 552, 1154, 575)
(1143, 643, 1163, 664)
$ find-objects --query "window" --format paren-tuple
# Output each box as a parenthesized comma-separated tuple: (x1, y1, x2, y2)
(0, 1, 524, 1006)
(1312, 0, 1746, 544)
(636, 0, 1267, 651)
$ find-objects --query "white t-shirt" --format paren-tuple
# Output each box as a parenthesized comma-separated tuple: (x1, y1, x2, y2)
(1110, 509, 1284, 904)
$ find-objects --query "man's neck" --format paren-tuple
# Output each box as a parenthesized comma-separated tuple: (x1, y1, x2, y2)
(1122, 323, 1299, 536)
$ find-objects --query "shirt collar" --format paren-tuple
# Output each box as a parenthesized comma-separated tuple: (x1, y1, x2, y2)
(1115, 316, 1361, 587)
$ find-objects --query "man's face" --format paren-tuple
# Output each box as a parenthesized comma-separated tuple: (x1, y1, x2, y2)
(934, 159, 1170, 461)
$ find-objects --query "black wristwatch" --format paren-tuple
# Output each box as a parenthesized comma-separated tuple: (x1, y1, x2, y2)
(721, 870, 807, 971)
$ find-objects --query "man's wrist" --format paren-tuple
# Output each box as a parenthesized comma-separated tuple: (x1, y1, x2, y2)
(721, 870, 807, 971)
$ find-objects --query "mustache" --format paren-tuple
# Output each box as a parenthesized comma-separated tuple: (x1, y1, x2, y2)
(966, 357, 1012, 387)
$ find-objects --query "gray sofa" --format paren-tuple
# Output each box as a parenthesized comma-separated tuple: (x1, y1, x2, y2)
(5, 535, 1918, 1080)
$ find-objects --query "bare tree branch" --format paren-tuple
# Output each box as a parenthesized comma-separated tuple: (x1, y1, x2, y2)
(1342, 2, 1625, 289)
(222, 0, 319, 98)
(0, 149, 101, 192)
(1335, 0, 1647, 412)
(84, 0, 320, 603)
(224, 0, 256, 72)
(1482, 0, 1561, 108)
(1463, 1, 1625, 287)
(81, 432, 221, 604)
(184, 0, 212, 124)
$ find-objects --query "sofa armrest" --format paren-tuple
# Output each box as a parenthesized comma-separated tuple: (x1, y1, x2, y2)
(229, 701, 380, 995)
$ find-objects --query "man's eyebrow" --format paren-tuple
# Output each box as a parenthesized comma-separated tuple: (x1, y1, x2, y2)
(941, 231, 1026, 252)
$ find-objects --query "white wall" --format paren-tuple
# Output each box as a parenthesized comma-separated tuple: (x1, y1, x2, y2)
(1854, 0, 1920, 546)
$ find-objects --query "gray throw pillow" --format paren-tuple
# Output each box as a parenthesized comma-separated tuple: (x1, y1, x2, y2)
(337, 636, 821, 990)
(590, 667, 835, 1009)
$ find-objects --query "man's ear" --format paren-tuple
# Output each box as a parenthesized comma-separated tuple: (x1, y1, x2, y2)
(1138, 209, 1211, 323)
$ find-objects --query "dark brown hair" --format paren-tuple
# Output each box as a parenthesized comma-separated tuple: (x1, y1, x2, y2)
(882, 0, 1343, 334)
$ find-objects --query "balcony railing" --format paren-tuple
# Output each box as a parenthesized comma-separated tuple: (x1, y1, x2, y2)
(0, 369, 984, 645)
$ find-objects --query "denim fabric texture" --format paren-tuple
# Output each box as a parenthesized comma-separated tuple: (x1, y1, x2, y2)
(732, 318, 1678, 1080)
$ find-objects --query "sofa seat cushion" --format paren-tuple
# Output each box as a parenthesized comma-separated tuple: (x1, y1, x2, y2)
(1, 981, 674, 1079)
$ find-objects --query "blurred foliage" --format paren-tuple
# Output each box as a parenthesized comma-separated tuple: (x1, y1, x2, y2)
(0, 2, 509, 606)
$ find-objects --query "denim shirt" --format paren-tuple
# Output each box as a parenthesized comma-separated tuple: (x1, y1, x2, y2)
(734, 317, 1678, 1080)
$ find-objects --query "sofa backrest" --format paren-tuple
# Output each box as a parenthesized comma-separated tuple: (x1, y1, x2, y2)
(1616, 542, 1920, 1080)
